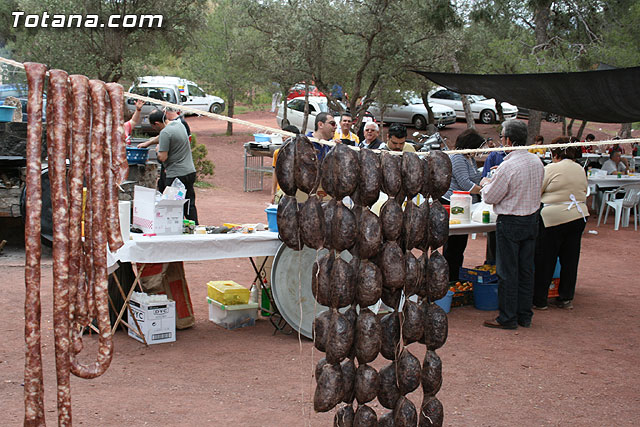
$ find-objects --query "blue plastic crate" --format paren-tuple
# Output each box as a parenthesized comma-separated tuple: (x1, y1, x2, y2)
(459, 266, 497, 284)
(126, 146, 149, 165)
(0, 105, 17, 122)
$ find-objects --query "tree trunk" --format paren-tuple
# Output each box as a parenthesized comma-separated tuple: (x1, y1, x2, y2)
(495, 100, 505, 122)
(619, 123, 632, 139)
(302, 82, 310, 134)
(561, 117, 567, 136)
(226, 87, 234, 136)
(451, 55, 475, 129)
(567, 118, 576, 136)
(576, 121, 588, 140)
(282, 93, 288, 125)
(527, 110, 543, 144)
(527, 1, 552, 144)
(420, 90, 437, 133)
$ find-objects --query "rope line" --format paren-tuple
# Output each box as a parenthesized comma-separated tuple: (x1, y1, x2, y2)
(1, 56, 638, 155)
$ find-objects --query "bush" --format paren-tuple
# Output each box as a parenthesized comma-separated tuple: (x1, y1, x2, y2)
(190, 133, 215, 181)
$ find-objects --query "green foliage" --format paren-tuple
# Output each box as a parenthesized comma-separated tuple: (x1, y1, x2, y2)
(7, 0, 207, 82)
(189, 133, 215, 181)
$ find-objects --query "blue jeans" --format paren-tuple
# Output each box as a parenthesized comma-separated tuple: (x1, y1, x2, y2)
(495, 213, 539, 326)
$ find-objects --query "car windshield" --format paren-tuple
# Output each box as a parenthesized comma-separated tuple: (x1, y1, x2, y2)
(406, 95, 423, 105)
(469, 95, 488, 102)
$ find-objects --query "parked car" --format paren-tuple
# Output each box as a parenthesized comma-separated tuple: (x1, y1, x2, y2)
(133, 76, 225, 114)
(126, 83, 186, 134)
(0, 83, 47, 122)
(276, 96, 342, 134)
(428, 88, 518, 124)
(516, 107, 562, 123)
(366, 92, 456, 130)
(286, 83, 325, 100)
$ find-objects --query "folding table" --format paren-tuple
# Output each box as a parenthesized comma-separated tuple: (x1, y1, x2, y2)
(106, 231, 282, 344)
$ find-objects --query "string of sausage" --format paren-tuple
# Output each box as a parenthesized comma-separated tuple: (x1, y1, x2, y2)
(23, 62, 47, 427)
(67, 75, 91, 357)
(48, 69, 73, 426)
(23, 63, 124, 424)
(68, 80, 114, 380)
(102, 84, 123, 253)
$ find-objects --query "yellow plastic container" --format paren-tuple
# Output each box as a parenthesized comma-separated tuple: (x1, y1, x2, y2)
(207, 281, 250, 305)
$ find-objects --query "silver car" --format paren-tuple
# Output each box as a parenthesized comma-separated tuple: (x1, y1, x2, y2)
(367, 93, 456, 130)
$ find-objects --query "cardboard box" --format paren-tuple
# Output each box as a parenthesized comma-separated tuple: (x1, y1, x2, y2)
(128, 293, 176, 344)
(132, 185, 186, 235)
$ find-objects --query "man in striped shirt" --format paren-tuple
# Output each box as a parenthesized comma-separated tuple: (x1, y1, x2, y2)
(480, 120, 544, 329)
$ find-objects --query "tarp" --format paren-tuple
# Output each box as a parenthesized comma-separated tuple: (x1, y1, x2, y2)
(412, 67, 640, 123)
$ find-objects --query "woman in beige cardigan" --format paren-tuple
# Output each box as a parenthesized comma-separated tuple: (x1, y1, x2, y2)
(533, 138, 589, 310)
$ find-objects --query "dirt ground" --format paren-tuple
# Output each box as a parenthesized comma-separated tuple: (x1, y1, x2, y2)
(1, 112, 639, 426)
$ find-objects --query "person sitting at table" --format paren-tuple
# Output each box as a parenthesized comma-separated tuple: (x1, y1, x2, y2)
(601, 150, 627, 175)
(442, 128, 485, 281)
(533, 137, 589, 310)
(582, 134, 596, 153)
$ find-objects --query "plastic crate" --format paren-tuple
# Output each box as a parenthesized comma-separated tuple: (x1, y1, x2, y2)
(459, 266, 497, 284)
(126, 146, 149, 165)
(207, 280, 250, 305)
(207, 297, 258, 330)
(451, 290, 474, 307)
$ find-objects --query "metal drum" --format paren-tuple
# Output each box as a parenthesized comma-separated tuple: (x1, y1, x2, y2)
(270, 243, 353, 339)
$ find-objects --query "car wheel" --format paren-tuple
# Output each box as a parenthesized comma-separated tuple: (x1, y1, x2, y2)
(209, 103, 223, 114)
(281, 119, 290, 129)
(412, 115, 427, 130)
(546, 113, 560, 123)
(479, 109, 495, 124)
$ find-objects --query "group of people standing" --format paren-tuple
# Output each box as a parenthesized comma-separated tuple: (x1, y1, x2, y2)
(441, 121, 588, 329)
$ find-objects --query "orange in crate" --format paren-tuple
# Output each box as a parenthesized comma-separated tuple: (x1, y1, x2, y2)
(548, 278, 560, 298)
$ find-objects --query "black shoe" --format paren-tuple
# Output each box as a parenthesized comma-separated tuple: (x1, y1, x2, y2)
(533, 304, 548, 311)
(554, 299, 573, 309)
(518, 321, 531, 328)
(483, 319, 517, 330)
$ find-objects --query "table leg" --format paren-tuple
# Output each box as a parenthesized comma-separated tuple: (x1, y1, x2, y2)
(248, 256, 292, 335)
(110, 263, 148, 345)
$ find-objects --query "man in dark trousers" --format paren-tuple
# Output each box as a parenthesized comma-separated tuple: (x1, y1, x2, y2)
(148, 109, 198, 224)
(480, 120, 543, 329)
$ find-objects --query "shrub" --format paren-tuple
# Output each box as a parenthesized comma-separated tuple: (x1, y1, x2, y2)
(190, 133, 215, 181)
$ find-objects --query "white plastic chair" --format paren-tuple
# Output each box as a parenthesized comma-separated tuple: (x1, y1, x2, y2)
(600, 184, 640, 230)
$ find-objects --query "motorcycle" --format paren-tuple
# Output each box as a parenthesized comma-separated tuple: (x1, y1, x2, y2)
(411, 131, 448, 152)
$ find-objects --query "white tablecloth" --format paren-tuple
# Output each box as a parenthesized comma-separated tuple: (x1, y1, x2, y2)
(449, 221, 495, 235)
(107, 231, 282, 268)
(588, 175, 640, 187)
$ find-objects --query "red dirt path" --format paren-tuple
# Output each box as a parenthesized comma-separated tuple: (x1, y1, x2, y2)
(0, 112, 639, 426)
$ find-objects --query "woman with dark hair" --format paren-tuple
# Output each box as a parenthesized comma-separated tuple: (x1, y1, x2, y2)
(442, 128, 485, 280)
(533, 136, 589, 310)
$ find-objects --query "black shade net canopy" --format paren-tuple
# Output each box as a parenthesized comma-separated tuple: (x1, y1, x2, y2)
(412, 67, 640, 123)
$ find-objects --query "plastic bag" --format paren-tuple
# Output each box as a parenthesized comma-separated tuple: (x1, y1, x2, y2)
(162, 178, 186, 200)
(472, 201, 497, 223)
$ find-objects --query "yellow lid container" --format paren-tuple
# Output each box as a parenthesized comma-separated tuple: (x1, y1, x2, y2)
(207, 281, 250, 305)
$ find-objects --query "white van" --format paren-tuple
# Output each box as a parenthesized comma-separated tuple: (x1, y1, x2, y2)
(134, 76, 225, 114)
(126, 83, 186, 134)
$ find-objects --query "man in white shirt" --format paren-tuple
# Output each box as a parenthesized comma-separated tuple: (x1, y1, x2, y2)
(359, 122, 383, 149)
(481, 120, 544, 330)
(601, 150, 627, 174)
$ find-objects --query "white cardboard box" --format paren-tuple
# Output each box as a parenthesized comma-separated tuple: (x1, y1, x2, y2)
(132, 185, 186, 235)
(128, 294, 176, 344)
